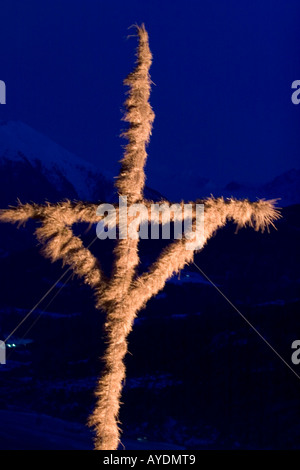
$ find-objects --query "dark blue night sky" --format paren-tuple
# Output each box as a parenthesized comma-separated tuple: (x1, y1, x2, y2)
(1, 2, 300, 451)
(0, 0, 300, 199)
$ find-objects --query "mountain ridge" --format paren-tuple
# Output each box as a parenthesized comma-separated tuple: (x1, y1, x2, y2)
(0, 120, 298, 207)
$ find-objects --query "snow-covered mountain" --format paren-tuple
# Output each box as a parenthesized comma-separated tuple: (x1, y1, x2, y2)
(222, 169, 300, 207)
(0, 121, 113, 206)
(173, 169, 300, 207)
(0, 120, 298, 208)
(0, 121, 165, 207)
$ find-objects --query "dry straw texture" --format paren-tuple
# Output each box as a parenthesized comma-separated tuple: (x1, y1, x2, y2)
(0, 24, 280, 450)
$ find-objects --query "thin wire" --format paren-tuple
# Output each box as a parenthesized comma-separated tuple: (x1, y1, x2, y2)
(21, 271, 74, 339)
(4, 235, 99, 344)
(192, 261, 300, 381)
(5, 271, 74, 361)
(4, 267, 72, 344)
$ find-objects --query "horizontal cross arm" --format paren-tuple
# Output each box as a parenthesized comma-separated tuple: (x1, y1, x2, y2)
(0, 201, 102, 226)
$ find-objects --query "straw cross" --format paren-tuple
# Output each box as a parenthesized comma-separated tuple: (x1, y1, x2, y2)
(0, 25, 280, 450)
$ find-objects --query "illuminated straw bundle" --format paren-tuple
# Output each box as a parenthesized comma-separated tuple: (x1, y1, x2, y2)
(0, 25, 280, 450)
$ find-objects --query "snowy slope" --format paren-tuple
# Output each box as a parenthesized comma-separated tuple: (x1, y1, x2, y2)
(220, 169, 300, 206)
(0, 120, 113, 205)
(164, 169, 300, 207)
